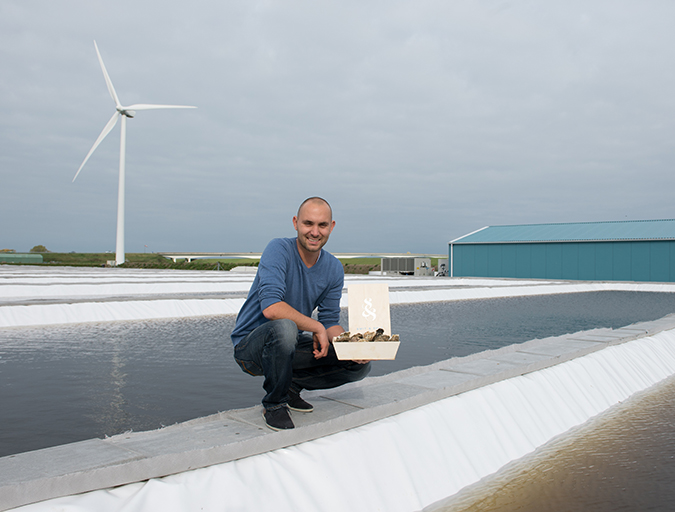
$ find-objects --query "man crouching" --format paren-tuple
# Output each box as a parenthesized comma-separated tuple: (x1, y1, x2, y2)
(230, 197, 371, 430)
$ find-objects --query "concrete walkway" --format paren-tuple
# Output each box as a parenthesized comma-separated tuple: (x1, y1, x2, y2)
(3, 313, 674, 511)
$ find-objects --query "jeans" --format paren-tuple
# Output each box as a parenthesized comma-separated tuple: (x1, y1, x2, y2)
(234, 319, 371, 411)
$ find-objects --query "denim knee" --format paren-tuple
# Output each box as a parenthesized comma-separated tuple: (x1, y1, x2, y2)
(269, 319, 299, 355)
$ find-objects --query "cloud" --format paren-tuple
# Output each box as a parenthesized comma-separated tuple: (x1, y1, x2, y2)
(2, 0, 675, 254)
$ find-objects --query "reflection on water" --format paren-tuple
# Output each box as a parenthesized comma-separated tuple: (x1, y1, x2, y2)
(436, 374, 675, 512)
(1, 291, 675, 459)
(96, 341, 129, 435)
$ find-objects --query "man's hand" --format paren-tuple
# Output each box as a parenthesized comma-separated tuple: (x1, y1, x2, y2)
(312, 330, 330, 359)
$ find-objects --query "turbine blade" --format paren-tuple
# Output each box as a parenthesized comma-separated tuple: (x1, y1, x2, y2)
(125, 103, 197, 111)
(93, 41, 122, 108)
(72, 112, 119, 182)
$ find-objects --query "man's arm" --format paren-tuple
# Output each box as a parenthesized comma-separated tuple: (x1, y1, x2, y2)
(263, 301, 339, 359)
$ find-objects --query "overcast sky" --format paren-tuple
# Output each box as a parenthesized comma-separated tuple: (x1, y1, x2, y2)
(2, 1, 675, 255)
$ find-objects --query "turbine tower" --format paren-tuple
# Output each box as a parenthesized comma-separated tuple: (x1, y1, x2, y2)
(73, 41, 196, 266)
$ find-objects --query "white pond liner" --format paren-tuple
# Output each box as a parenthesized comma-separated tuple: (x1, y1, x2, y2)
(2, 266, 675, 328)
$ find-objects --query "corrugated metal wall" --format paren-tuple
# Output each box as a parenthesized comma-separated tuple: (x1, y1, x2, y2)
(452, 240, 675, 282)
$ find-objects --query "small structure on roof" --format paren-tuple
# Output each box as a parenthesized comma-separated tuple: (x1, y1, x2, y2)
(0, 253, 43, 264)
(381, 257, 433, 276)
(449, 219, 675, 282)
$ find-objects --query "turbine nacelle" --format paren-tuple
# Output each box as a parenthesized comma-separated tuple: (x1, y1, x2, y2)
(118, 108, 136, 118)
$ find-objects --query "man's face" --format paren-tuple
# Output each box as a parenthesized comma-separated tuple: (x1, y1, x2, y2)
(293, 201, 335, 254)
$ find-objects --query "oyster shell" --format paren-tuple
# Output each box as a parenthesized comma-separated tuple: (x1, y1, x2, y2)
(332, 328, 399, 343)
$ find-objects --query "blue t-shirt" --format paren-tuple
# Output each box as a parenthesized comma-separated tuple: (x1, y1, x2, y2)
(230, 237, 344, 346)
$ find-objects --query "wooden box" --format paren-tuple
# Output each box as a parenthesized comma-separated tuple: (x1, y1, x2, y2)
(332, 339, 400, 360)
(332, 283, 400, 360)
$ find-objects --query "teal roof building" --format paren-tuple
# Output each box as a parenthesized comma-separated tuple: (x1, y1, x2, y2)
(449, 219, 675, 282)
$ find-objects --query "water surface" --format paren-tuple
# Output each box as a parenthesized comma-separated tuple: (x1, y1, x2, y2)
(435, 374, 675, 512)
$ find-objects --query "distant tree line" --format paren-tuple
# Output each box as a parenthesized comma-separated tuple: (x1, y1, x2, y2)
(1, 246, 50, 253)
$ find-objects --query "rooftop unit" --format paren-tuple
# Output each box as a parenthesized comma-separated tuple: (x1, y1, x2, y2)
(381, 257, 433, 276)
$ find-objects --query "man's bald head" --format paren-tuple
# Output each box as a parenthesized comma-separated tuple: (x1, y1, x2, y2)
(297, 197, 333, 221)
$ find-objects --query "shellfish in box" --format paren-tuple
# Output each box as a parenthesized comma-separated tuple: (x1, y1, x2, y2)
(332, 284, 400, 360)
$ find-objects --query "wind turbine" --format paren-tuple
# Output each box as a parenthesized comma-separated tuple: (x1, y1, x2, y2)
(73, 41, 196, 266)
